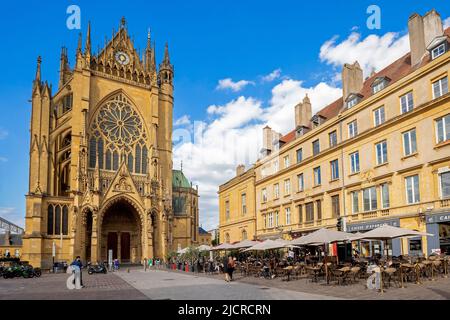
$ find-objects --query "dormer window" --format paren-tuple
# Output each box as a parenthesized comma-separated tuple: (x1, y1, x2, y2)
(371, 77, 390, 94)
(427, 36, 448, 61)
(432, 43, 446, 60)
(346, 93, 362, 109)
(311, 114, 326, 128)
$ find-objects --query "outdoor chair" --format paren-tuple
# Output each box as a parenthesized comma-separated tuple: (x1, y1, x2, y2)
(383, 267, 399, 288)
(348, 266, 361, 284)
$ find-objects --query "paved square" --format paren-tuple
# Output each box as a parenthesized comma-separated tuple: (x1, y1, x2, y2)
(2, 267, 450, 300)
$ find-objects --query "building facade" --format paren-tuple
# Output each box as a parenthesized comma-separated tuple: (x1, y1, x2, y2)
(219, 165, 257, 244)
(218, 9, 450, 257)
(22, 18, 199, 268)
(198, 227, 212, 245)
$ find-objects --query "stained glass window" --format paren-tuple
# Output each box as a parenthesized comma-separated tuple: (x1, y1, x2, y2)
(47, 205, 54, 235)
(135, 145, 141, 174)
(62, 205, 69, 235)
(89, 94, 148, 174)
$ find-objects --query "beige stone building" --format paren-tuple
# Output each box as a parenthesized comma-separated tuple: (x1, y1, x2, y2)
(22, 18, 199, 268)
(218, 165, 257, 244)
(219, 9, 450, 257)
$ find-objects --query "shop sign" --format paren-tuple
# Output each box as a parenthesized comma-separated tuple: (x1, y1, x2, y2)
(347, 219, 400, 232)
(426, 212, 450, 224)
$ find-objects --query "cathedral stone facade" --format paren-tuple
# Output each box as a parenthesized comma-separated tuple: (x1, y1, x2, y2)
(22, 18, 199, 268)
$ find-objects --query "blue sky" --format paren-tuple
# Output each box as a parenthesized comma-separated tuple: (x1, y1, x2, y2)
(0, 0, 449, 230)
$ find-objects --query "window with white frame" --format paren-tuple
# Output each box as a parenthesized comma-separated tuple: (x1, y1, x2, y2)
(405, 175, 420, 204)
(262, 188, 267, 203)
(373, 106, 385, 127)
(373, 80, 387, 94)
(305, 202, 314, 221)
(312, 139, 320, 156)
(348, 120, 358, 138)
(284, 155, 290, 168)
(297, 173, 304, 192)
(330, 159, 339, 180)
(274, 159, 279, 172)
(329, 131, 338, 147)
(440, 170, 450, 199)
(347, 96, 359, 109)
(375, 140, 388, 165)
(363, 187, 377, 211)
(274, 183, 280, 199)
(403, 128, 417, 156)
(381, 183, 390, 208)
(284, 179, 291, 195)
(350, 151, 360, 173)
(431, 43, 446, 60)
(296, 148, 303, 163)
(275, 211, 279, 227)
(400, 92, 414, 114)
(285, 207, 291, 225)
(351, 191, 359, 213)
(313, 166, 321, 186)
(241, 193, 247, 216)
(436, 114, 450, 144)
(432, 76, 448, 99)
(225, 201, 230, 220)
(268, 212, 274, 228)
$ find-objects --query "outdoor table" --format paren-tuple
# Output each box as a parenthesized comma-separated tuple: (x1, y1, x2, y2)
(335, 267, 351, 285)
(306, 266, 321, 283)
(400, 263, 415, 286)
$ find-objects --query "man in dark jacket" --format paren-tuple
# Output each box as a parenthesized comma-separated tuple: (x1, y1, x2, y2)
(70, 256, 84, 287)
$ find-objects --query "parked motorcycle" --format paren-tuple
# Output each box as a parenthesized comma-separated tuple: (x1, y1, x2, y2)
(87, 262, 107, 275)
(2, 264, 42, 279)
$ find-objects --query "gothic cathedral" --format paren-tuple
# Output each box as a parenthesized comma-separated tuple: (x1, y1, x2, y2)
(22, 18, 199, 268)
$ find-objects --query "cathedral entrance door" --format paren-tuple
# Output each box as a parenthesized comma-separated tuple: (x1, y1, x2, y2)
(101, 199, 142, 263)
(107, 232, 118, 259)
(121, 232, 131, 261)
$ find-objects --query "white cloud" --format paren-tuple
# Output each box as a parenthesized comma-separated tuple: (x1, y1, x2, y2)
(0, 207, 23, 228)
(444, 17, 450, 29)
(262, 69, 282, 82)
(216, 78, 254, 92)
(0, 127, 8, 140)
(319, 31, 410, 78)
(175, 79, 340, 230)
(174, 115, 191, 126)
(263, 79, 341, 133)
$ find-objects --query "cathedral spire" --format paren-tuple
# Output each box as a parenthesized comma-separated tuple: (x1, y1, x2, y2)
(59, 47, 69, 89)
(147, 28, 151, 51)
(163, 42, 170, 65)
(35, 56, 42, 82)
(145, 28, 152, 71)
(77, 32, 82, 53)
(85, 21, 91, 56)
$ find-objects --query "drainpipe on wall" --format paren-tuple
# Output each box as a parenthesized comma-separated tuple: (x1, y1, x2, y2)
(338, 114, 348, 232)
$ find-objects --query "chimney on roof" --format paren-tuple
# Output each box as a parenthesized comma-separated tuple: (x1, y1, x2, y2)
(423, 10, 443, 48)
(236, 164, 245, 176)
(408, 10, 443, 66)
(295, 94, 312, 129)
(262, 125, 273, 155)
(342, 61, 363, 101)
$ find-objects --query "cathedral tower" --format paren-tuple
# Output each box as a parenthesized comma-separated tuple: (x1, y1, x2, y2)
(22, 18, 198, 268)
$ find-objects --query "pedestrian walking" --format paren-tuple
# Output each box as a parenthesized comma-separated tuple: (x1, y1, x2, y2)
(227, 256, 235, 282)
(70, 256, 84, 287)
(144, 257, 148, 271)
(114, 258, 119, 271)
(222, 256, 229, 282)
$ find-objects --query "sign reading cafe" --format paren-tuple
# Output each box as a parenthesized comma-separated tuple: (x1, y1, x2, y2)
(426, 213, 450, 224)
(347, 219, 400, 232)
